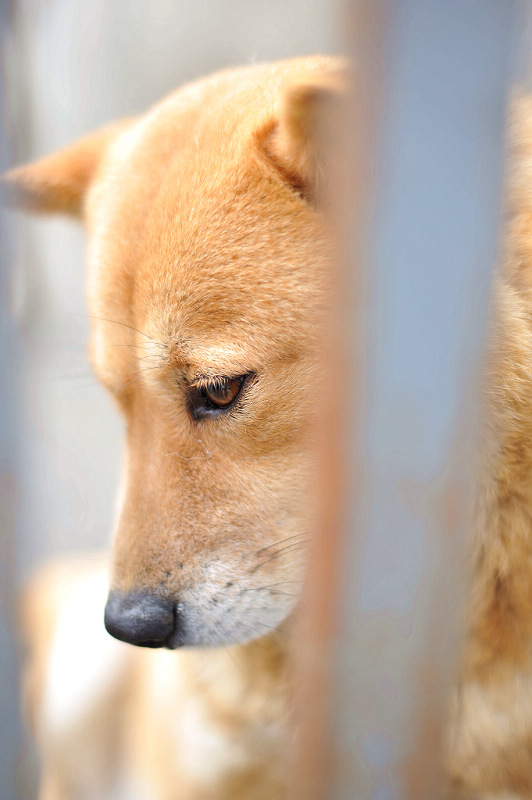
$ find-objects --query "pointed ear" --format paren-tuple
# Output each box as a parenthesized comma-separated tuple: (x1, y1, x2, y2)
(1, 119, 133, 216)
(262, 69, 348, 203)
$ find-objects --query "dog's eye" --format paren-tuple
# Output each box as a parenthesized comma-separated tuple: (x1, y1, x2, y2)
(187, 375, 250, 420)
(203, 377, 242, 408)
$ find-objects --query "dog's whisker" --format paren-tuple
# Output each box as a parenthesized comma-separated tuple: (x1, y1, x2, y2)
(120, 365, 162, 388)
(125, 364, 162, 375)
(110, 343, 154, 351)
(236, 621, 280, 650)
(253, 620, 296, 644)
(223, 646, 246, 675)
(162, 430, 214, 461)
(136, 353, 164, 363)
(239, 587, 298, 598)
(256, 533, 307, 556)
(250, 543, 306, 574)
(242, 619, 294, 647)
(73, 313, 157, 342)
(271, 540, 307, 555)
(254, 580, 304, 588)
(164, 450, 213, 461)
(112, 341, 165, 351)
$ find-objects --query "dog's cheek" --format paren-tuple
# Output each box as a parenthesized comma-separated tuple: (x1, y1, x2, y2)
(110, 454, 309, 601)
(105, 381, 315, 632)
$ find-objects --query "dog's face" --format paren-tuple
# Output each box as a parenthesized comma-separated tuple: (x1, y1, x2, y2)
(4, 58, 340, 648)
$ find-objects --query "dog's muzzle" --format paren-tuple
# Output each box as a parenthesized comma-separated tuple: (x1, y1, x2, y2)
(104, 591, 177, 648)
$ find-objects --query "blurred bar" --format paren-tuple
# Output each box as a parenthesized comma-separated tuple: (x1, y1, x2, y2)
(295, 1, 524, 798)
(0, 7, 27, 800)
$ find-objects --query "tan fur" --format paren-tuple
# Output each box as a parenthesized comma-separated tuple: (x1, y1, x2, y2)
(9, 61, 532, 798)
(83, 59, 334, 646)
(445, 92, 532, 798)
(2, 120, 133, 215)
(10, 57, 337, 799)
(20, 555, 289, 799)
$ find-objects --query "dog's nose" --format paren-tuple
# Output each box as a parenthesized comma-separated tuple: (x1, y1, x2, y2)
(104, 591, 176, 647)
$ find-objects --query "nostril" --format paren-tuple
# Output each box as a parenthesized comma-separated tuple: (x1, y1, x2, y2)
(104, 591, 175, 648)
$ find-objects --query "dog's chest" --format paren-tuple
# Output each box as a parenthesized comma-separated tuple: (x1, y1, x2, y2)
(126, 647, 290, 800)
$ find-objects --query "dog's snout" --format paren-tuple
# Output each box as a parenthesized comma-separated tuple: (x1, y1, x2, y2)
(104, 591, 176, 648)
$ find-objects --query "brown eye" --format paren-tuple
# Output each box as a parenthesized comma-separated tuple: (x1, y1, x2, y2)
(203, 377, 242, 408)
(187, 374, 251, 421)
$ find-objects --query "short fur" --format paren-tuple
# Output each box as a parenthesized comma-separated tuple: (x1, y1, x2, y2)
(445, 93, 532, 798)
(10, 57, 336, 800)
(7, 59, 532, 798)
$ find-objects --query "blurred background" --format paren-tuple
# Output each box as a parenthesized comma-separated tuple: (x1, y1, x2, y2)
(2, 2, 532, 799)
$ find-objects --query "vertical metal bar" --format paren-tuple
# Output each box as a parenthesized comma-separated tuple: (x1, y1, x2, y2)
(0, 7, 27, 799)
(295, 1, 524, 798)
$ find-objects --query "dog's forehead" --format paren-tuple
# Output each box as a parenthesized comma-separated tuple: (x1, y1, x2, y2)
(87, 68, 328, 374)
(132, 174, 325, 358)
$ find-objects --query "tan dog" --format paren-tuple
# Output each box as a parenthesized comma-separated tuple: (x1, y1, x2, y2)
(7, 57, 337, 800)
(444, 94, 532, 799)
(7, 58, 532, 799)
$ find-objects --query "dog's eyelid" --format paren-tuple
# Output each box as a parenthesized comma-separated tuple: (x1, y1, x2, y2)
(186, 372, 254, 420)
(189, 373, 247, 390)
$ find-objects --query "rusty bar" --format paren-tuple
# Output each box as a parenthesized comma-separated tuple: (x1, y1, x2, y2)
(294, 1, 523, 798)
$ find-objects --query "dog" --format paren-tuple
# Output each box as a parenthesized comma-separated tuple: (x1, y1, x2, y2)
(6, 57, 532, 799)
(6, 56, 337, 800)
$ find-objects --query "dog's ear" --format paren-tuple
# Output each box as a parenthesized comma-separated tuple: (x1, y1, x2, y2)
(263, 70, 348, 203)
(1, 119, 132, 217)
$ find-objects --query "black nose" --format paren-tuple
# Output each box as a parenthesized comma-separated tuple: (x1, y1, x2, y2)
(104, 591, 176, 647)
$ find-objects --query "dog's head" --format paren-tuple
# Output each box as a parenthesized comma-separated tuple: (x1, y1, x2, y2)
(4, 57, 343, 648)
